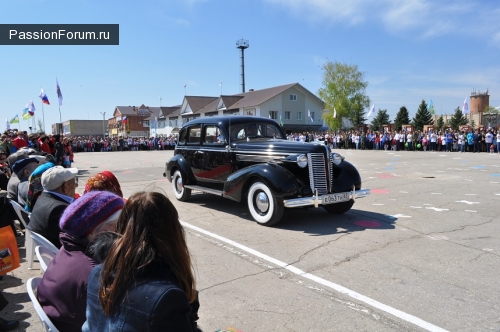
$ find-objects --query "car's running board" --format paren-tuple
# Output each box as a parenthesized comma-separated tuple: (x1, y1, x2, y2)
(184, 185, 224, 196)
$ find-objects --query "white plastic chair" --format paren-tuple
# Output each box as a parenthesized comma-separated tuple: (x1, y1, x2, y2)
(31, 232, 59, 256)
(35, 246, 56, 272)
(8, 199, 36, 269)
(26, 277, 60, 332)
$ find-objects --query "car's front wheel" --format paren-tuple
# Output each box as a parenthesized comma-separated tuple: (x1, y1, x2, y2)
(247, 182, 284, 226)
(323, 199, 354, 214)
(172, 170, 191, 202)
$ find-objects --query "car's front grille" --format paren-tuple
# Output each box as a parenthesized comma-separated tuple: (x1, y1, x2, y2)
(307, 153, 328, 195)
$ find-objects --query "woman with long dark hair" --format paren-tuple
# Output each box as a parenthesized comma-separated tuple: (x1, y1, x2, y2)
(83, 191, 201, 331)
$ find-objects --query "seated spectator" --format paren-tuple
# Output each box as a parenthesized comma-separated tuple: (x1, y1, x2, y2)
(25, 159, 56, 212)
(83, 171, 123, 197)
(83, 192, 201, 331)
(12, 157, 40, 207)
(37, 191, 124, 332)
(6, 151, 30, 202)
(28, 166, 78, 248)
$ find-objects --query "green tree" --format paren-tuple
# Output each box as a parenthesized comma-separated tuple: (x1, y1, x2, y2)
(370, 109, 390, 131)
(318, 61, 370, 131)
(393, 106, 411, 131)
(483, 105, 499, 113)
(436, 116, 444, 131)
(412, 100, 434, 131)
(449, 107, 468, 129)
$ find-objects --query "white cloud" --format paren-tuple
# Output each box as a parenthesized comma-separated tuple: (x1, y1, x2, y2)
(263, 0, 500, 45)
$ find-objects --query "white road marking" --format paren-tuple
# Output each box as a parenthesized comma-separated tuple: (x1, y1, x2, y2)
(387, 214, 412, 218)
(423, 203, 432, 206)
(439, 155, 447, 157)
(399, 191, 408, 193)
(410, 206, 422, 209)
(491, 182, 499, 184)
(464, 210, 477, 212)
(464, 194, 476, 196)
(425, 207, 449, 212)
(430, 193, 442, 195)
(372, 203, 384, 206)
(427, 235, 449, 240)
(180, 221, 448, 332)
(483, 248, 493, 252)
(455, 200, 480, 205)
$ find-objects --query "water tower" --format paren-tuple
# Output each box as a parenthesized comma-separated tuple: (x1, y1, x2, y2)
(236, 38, 249, 93)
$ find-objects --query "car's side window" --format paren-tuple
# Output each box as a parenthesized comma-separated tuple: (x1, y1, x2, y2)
(204, 125, 226, 145)
(177, 129, 187, 145)
(187, 126, 201, 145)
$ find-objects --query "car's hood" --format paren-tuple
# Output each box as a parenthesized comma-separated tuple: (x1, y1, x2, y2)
(232, 139, 328, 155)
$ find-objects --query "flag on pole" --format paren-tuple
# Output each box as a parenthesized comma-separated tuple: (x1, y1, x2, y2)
(333, 107, 337, 119)
(184, 84, 186, 88)
(427, 99, 435, 115)
(56, 78, 63, 106)
(5, 119, 10, 131)
(22, 100, 36, 119)
(154, 116, 158, 124)
(279, 113, 283, 126)
(38, 88, 50, 105)
(462, 97, 469, 115)
(122, 116, 127, 124)
(367, 104, 375, 117)
(9, 115, 19, 124)
(219, 81, 222, 87)
(308, 110, 314, 122)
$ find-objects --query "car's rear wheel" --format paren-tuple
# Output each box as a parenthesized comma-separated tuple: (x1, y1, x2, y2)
(323, 199, 354, 214)
(247, 182, 284, 226)
(172, 170, 191, 201)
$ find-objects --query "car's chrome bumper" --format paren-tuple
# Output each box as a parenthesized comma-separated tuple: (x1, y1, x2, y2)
(283, 188, 370, 208)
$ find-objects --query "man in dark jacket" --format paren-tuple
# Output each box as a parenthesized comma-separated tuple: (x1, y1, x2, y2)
(28, 166, 78, 248)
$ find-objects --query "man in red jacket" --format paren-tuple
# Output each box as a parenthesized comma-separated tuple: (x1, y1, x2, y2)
(13, 132, 27, 150)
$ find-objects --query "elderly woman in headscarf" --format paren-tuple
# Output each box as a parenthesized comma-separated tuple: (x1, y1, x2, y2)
(83, 170, 123, 198)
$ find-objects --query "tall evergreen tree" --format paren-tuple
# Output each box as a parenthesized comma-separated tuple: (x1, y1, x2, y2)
(412, 100, 434, 131)
(349, 100, 367, 127)
(393, 106, 411, 131)
(370, 109, 390, 131)
(436, 116, 444, 131)
(449, 107, 468, 129)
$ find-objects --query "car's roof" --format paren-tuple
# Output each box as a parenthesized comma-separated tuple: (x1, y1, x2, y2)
(183, 115, 280, 128)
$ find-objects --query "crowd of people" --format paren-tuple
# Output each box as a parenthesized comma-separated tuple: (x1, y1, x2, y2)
(287, 127, 500, 153)
(0, 130, 202, 331)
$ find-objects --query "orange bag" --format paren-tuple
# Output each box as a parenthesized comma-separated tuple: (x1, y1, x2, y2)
(0, 226, 20, 275)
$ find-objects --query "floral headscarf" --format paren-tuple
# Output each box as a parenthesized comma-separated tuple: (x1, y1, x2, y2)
(83, 171, 123, 197)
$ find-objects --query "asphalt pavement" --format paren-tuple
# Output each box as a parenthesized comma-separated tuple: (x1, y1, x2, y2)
(3, 148, 499, 331)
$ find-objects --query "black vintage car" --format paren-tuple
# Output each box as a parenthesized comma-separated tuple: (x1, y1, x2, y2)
(164, 116, 369, 226)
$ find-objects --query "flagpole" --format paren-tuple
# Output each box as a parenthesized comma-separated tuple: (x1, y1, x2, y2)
(42, 101, 45, 134)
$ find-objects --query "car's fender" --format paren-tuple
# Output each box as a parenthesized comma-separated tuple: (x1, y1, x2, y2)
(223, 163, 299, 202)
(331, 161, 362, 192)
(165, 154, 196, 185)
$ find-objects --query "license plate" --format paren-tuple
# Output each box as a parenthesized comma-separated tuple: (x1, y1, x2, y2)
(322, 192, 350, 205)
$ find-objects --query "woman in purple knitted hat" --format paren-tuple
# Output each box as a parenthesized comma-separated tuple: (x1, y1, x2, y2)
(36, 191, 124, 332)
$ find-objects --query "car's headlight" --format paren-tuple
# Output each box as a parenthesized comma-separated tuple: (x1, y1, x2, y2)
(297, 154, 308, 168)
(332, 153, 342, 166)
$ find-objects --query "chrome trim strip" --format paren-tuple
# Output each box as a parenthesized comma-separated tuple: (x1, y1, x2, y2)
(283, 188, 370, 208)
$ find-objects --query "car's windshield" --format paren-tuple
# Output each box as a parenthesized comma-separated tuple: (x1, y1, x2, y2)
(230, 122, 285, 141)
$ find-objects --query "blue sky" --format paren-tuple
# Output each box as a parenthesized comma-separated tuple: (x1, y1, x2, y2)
(2, 0, 499, 133)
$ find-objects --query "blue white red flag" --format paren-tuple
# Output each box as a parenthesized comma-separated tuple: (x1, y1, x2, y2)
(122, 116, 127, 123)
(38, 88, 50, 105)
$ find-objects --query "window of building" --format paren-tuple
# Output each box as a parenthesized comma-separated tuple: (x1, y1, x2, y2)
(290, 94, 297, 101)
(285, 111, 291, 120)
(169, 118, 178, 127)
(269, 111, 278, 120)
(143, 120, 150, 127)
(297, 112, 302, 120)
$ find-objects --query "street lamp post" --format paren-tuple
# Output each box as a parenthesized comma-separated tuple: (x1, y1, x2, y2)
(100, 112, 106, 139)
